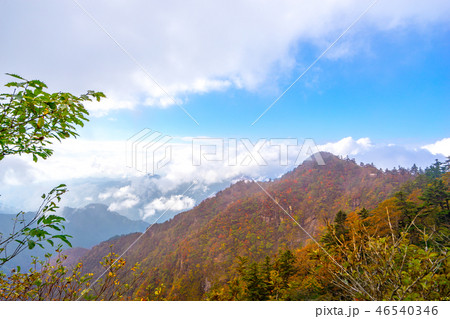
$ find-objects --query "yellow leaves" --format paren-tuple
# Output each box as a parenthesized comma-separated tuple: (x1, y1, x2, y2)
(130, 265, 139, 272)
(80, 288, 90, 296)
(1, 243, 139, 301)
(37, 117, 44, 129)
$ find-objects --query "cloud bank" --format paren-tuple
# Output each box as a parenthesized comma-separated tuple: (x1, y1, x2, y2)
(0, 136, 447, 219)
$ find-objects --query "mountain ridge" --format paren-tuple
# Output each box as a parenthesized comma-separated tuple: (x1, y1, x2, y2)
(78, 152, 415, 299)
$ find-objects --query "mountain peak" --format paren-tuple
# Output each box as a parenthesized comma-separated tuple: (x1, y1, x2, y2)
(79, 155, 415, 299)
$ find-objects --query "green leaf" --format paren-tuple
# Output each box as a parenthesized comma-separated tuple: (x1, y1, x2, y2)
(4, 81, 19, 87)
(52, 234, 72, 248)
(27, 240, 36, 250)
(5, 73, 25, 80)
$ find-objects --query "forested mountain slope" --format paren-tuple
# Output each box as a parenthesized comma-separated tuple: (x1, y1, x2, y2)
(80, 153, 415, 300)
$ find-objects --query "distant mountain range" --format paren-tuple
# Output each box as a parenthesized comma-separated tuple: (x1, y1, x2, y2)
(0, 204, 148, 270)
(62, 204, 148, 248)
(0, 174, 233, 225)
(77, 152, 415, 300)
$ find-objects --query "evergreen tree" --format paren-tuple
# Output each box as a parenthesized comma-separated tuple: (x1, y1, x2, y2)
(395, 191, 419, 231)
(425, 159, 444, 179)
(274, 250, 296, 288)
(260, 256, 273, 296)
(243, 262, 266, 300)
(334, 210, 348, 241)
(420, 179, 450, 225)
(421, 180, 450, 210)
(410, 164, 419, 175)
(357, 207, 369, 219)
(445, 157, 450, 172)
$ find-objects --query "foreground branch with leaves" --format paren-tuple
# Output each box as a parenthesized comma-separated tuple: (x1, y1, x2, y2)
(324, 210, 449, 300)
(0, 74, 131, 300)
(0, 73, 105, 265)
(0, 73, 105, 161)
(0, 248, 142, 301)
(0, 184, 71, 267)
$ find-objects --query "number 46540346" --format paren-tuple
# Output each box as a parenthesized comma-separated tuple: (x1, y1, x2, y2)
(376, 306, 438, 316)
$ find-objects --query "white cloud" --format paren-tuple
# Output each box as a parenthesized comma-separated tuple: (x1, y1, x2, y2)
(1, 0, 449, 115)
(422, 138, 450, 157)
(319, 137, 447, 169)
(99, 186, 133, 202)
(11, 139, 136, 183)
(108, 197, 140, 211)
(320, 137, 373, 156)
(104, 185, 140, 211)
(141, 195, 195, 219)
(0, 157, 37, 186)
(112, 186, 134, 199)
(84, 96, 137, 117)
(98, 192, 112, 201)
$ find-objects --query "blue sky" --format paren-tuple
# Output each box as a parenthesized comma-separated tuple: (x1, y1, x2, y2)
(1, 0, 449, 216)
(80, 20, 450, 144)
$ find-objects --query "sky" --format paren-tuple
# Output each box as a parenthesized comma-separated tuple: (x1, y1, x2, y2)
(0, 0, 449, 219)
